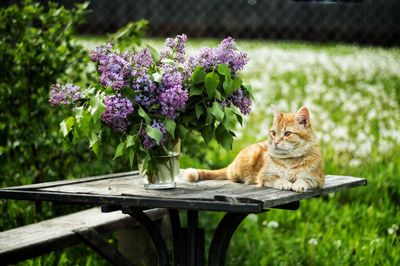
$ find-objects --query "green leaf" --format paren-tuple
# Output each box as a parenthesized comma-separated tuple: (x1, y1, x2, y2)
(146, 125, 162, 145)
(220, 132, 233, 151)
(161, 58, 175, 64)
(121, 87, 135, 101)
(126, 135, 135, 148)
(91, 141, 102, 159)
(223, 107, 238, 132)
(215, 90, 222, 101)
(80, 111, 92, 137)
(146, 44, 160, 62)
(164, 119, 176, 139)
(128, 148, 135, 168)
(242, 84, 255, 100)
(104, 87, 114, 95)
(151, 72, 162, 83)
(195, 105, 204, 119)
(223, 78, 234, 96)
(73, 106, 84, 119)
(209, 102, 224, 122)
(177, 125, 189, 137)
(233, 77, 243, 91)
(60, 116, 75, 137)
(89, 132, 102, 159)
(90, 95, 106, 122)
(201, 126, 214, 144)
(113, 142, 126, 160)
(189, 85, 203, 96)
(138, 107, 151, 124)
(206, 110, 214, 125)
(216, 124, 233, 151)
(237, 114, 243, 126)
(190, 66, 207, 85)
(89, 132, 99, 148)
(205, 72, 220, 97)
(217, 64, 231, 78)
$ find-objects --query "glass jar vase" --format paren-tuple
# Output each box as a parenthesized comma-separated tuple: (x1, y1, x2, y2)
(139, 139, 180, 189)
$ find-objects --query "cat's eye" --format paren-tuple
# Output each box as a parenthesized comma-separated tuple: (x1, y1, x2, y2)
(284, 131, 292, 137)
(270, 130, 276, 137)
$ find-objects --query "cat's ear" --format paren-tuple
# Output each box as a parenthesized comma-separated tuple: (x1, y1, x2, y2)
(295, 106, 310, 127)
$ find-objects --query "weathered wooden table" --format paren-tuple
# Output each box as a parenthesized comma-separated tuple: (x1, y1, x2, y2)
(0, 171, 366, 266)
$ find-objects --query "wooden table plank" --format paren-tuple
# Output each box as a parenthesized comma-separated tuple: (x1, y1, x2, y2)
(0, 172, 366, 212)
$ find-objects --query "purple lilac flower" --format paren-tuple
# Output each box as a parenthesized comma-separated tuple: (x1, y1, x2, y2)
(134, 48, 153, 68)
(91, 43, 131, 91)
(215, 37, 249, 72)
(132, 75, 160, 111)
(90, 43, 112, 62)
(159, 84, 189, 119)
(185, 37, 249, 74)
(49, 83, 83, 106)
(141, 120, 168, 149)
(161, 34, 187, 63)
(229, 88, 252, 115)
(162, 71, 183, 89)
(97, 53, 131, 90)
(101, 95, 134, 133)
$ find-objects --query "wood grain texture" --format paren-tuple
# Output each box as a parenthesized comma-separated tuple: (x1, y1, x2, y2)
(0, 207, 166, 264)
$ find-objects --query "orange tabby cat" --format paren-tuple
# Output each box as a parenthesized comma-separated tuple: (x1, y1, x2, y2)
(183, 106, 325, 192)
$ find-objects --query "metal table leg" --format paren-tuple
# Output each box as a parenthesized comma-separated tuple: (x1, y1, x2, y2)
(169, 209, 205, 266)
(123, 207, 170, 266)
(208, 213, 248, 266)
(168, 209, 181, 265)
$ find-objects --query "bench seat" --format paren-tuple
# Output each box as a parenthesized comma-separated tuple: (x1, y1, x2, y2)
(0, 207, 166, 264)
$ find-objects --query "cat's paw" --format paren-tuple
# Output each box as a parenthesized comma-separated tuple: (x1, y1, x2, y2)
(182, 168, 199, 182)
(272, 179, 292, 191)
(285, 175, 297, 183)
(292, 179, 310, 192)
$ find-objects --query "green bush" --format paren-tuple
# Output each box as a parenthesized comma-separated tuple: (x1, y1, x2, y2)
(0, 0, 124, 229)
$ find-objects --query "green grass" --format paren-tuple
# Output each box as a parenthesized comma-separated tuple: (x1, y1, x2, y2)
(21, 37, 400, 265)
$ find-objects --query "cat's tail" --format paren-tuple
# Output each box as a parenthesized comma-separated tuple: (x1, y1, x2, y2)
(183, 167, 228, 182)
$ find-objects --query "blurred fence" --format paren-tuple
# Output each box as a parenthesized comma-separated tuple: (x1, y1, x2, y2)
(3, 0, 400, 45)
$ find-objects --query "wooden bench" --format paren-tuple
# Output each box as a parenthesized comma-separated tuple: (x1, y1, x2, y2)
(0, 207, 167, 265)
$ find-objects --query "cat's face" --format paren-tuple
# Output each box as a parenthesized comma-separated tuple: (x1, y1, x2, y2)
(268, 107, 315, 158)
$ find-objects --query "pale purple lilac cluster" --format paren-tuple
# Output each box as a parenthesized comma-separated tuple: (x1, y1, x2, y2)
(91, 43, 132, 90)
(161, 34, 187, 63)
(101, 95, 134, 133)
(228, 88, 252, 115)
(159, 85, 189, 118)
(186, 37, 249, 74)
(159, 64, 188, 118)
(49, 83, 82, 106)
(140, 120, 168, 149)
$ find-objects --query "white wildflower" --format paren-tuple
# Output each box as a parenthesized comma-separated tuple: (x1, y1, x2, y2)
(267, 221, 279, 229)
(388, 224, 398, 235)
(349, 159, 361, 168)
(308, 238, 318, 246)
(247, 214, 258, 223)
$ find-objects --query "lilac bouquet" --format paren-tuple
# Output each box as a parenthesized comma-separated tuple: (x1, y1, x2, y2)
(50, 35, 253, 180)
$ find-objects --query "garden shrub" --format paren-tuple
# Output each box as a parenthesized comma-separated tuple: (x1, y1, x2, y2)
(0, 0, 127, 231)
